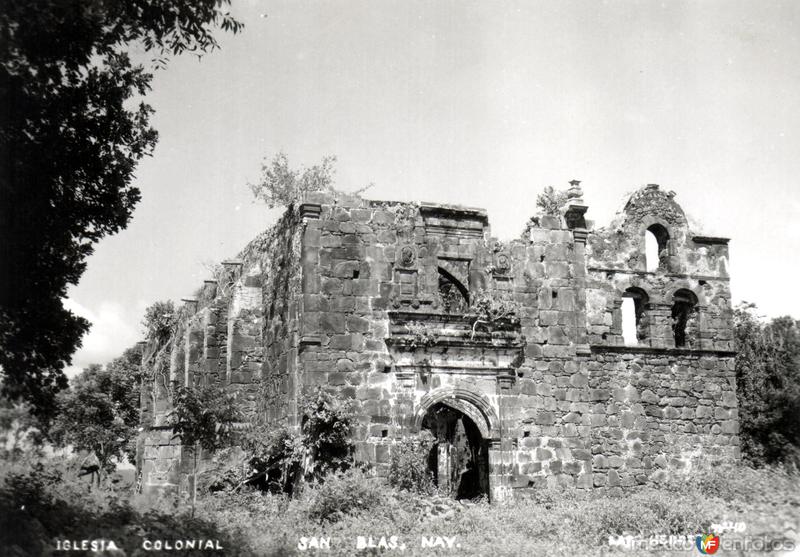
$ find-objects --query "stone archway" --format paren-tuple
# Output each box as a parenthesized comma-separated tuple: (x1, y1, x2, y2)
(421, 403, 490, 500)
(413, 387, 508, 502)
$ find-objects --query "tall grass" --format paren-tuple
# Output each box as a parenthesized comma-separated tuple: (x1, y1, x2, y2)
(2, 456, 797, 557)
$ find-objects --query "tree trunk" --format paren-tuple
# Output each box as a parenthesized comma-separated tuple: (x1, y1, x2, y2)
(192, 444, 198, 518)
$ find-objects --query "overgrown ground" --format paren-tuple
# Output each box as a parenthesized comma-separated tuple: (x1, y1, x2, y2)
(1, 457, 798, 556)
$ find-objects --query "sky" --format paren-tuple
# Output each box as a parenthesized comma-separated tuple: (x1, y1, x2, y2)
(64, 0, 800, 375)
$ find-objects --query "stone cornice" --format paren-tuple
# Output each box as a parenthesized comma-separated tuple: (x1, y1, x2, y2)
(590, 344, 736, 357)
(692, 236, 730, 245)
(587, 267, 730, 282)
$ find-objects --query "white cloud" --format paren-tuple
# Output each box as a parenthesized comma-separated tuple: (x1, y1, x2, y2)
(62, 298, 141, 377)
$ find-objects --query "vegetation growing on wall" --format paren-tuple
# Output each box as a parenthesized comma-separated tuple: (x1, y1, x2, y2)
(171, 383, 242, 514)
(142, 300, 178, 345)
(404, 323, 438, 349)
(470, 290, 521, 336)
(298, 389, 356, 480)
(536, 185, 568, 216)
(248, 153, 337, 208)
(213, 388, 357, 496)
(248, 152, 374, 208)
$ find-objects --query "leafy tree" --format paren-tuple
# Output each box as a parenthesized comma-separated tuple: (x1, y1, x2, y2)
(103, 346, 146, 458)
(50, 346, 144, 475)
(0, 1, 243, 419)
(0, 396, 40, 461)
(536, 185, 568, 216)
(171, 384, 241, 515)
(142, 300, 178, 345)
(248, 152, 374, 208)
(231, 389, 355, 495)
(298, 389, 355, 480)
(734, 303, 800, 467)
(249, 152, 338, 208)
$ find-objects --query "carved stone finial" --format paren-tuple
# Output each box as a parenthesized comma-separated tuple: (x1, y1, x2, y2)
(564, 179, 588, 229)
(567, 179, 583, 200)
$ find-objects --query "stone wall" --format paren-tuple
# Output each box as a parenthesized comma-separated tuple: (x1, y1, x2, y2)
(138, 209, 304, 495)
(506, 348, 737, 493)
(137, 183, 739, 501)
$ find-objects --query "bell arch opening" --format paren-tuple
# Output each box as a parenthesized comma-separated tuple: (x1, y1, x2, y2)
(645, 223, 670, 272)
(621, 287, 650, 345)
(421, 402, 490, 500)
(672, 288, 699, 348)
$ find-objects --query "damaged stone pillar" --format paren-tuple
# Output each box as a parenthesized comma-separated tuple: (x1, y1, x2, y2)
(571, 228, 590, 353)
(437, 444, 451, 493)
(135, 340, 148, 475)
(693, 305, 713, 350)
(646, 302, 674, 349)
(488, 438, 513, 502)
(611, 299, 623, 337)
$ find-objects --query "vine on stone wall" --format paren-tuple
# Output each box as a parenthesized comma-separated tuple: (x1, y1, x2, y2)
(142, 300, 178, 346)
(470, 290, 521, 337)
(405, 323, 437, 349)
(214, 388, 357, 496)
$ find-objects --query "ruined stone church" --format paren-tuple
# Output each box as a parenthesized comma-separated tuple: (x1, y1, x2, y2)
(137, 182, 738, 501)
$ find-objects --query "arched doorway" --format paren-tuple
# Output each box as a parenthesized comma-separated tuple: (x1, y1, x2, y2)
(421, 403, 490, 500)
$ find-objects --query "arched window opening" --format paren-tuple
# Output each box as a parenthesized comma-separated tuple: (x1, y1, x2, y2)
(438, 268, 469, 314)
(672, 289, 698, 348)
(621, 287, 649, 345)
(621, 298, 637, 345)
(645, 224, 670, 272)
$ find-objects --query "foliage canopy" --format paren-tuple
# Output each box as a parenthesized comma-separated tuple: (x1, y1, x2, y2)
(248, 152, 375, 209)
(734, 304, 800, 467)
(142, 300, 178, 345)
(249, 153, 337, 209)
(49, 346, 144, 470)
(0, 0, 242, 419)
(226, 389, 356, 495)
(171, 384, 242, 453)
(536, 185, 568, 216)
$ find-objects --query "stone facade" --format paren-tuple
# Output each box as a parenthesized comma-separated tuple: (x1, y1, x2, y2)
(137, 183, 738, 500)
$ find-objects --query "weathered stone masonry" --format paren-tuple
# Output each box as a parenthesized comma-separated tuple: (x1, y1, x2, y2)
(137, 183, 739, 500)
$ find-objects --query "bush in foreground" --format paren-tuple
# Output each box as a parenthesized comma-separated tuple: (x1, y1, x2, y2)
(304, 468, 387, 523)
(0, 460, 244, 557)
(387, 432, 437, 494)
